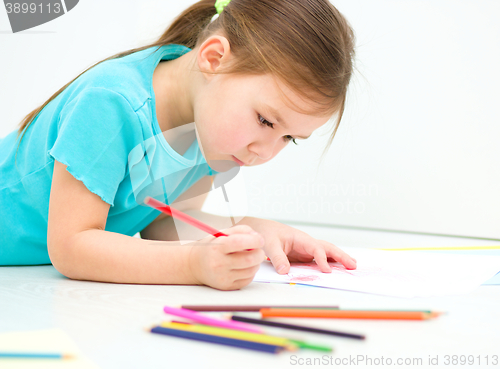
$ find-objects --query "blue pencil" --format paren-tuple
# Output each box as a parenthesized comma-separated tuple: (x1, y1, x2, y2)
(0, 352, 73, 359)
(150, 326, 283, 354)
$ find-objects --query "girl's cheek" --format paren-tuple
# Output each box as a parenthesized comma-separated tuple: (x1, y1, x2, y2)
(228, 128, 253, 148)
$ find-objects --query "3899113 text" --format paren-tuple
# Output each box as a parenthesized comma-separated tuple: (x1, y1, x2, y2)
(5, 2, 62, 14)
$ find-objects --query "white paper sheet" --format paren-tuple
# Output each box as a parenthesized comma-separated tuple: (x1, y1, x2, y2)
(253, 246, 500, 298)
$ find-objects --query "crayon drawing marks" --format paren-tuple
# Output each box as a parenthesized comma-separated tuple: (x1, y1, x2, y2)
(287, 274, 321, 282)
(290, 263, 321, 271)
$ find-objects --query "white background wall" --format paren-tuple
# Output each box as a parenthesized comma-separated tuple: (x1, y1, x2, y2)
(1, 1, 499, 239)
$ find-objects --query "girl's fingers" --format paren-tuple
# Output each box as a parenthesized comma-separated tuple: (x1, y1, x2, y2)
(220, 225, 255, 235)
(288, 254, 314, 263)
(229, 264, 261, 281)
(229, 248, 267, 269)
(230, 276, 257, 291)
(265, 241, 291, 275)
(313, 248, 332, 273)
(322, 241, 357, 269)
(221, 232, 265, 254)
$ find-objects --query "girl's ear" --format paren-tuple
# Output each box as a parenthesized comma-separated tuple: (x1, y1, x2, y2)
(196, 35, 232, 79)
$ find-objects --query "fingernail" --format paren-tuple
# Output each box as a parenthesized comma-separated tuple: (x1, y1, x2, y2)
(277, 265, 286, 274)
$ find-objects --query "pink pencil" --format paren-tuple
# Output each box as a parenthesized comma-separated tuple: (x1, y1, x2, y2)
(144, 197, 228, 238)
(163, 306, 263, 334)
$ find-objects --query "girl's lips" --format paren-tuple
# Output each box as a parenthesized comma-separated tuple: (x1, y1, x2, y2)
(232, 156, 245, 166)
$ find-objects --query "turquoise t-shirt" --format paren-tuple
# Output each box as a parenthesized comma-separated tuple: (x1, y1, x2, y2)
(0, 44, 217, 266)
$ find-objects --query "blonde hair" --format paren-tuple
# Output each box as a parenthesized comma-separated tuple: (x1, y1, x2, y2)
(17, 0, 355, 157)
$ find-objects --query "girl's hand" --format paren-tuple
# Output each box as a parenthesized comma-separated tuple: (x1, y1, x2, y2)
(188, 225, 267, 290)
(250, 219, 357, 275)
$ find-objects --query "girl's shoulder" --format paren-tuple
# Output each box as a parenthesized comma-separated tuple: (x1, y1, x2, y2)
(65, 44, 190, 114)
(68, 49, 155, 112)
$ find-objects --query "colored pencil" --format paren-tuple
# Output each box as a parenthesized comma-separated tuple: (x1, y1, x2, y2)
(181, 305, 339, 312)
(348, 309, 432, 312)
(163, 306, 263, 334)
(164, 320, 333, 352)
(150, 326, 283, 354)
(144, 197, 228, 237)
(260, 308, 437, 320)
(231, 315, 365, 340)
(288, 339, 333, 352)
(166, 320, 333, 352)
(0, 352, 74, 359)
(180, 305, 436, 314)
(161, 322, 297, 350)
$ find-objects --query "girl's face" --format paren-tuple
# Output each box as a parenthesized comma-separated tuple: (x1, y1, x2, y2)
(193, 72, 330, 172)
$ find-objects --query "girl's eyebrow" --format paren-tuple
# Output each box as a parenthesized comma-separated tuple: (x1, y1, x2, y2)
(264, 105, 311, 139)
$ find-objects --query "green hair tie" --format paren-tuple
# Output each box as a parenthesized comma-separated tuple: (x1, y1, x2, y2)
(214, 0, 231, 15)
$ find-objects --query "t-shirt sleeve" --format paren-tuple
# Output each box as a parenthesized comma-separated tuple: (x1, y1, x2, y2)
(48, 87, 141, 206)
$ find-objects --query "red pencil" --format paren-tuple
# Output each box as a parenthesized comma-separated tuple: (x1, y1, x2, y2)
(144, 197, 228, 238)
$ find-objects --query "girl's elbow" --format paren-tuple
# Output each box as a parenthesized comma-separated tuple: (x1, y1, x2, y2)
(47, 233, 80, 279)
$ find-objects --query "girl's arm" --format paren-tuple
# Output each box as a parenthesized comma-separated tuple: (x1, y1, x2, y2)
(147, 209, 357, 275)
(47, 160, 198, 284)
(47, 160, 264, 289)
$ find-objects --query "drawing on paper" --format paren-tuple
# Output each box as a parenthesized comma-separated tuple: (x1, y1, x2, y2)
(287, 274, 321, 282)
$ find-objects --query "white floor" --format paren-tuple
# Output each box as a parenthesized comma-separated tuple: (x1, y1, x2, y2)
(1, 225, 499, 369)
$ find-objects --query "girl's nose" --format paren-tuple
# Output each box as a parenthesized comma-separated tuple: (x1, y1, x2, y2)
(251, 139, 277, 161)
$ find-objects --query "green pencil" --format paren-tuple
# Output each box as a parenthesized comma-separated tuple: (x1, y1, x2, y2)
(289, 339, 333, 352)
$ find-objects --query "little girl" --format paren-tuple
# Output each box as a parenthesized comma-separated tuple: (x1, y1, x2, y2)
(0, 0, 357, 290)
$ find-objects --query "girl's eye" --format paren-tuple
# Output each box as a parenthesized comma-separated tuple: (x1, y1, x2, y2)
(258, 114, 298, 145)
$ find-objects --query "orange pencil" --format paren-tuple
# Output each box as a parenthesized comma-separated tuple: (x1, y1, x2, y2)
(260, 308, 439, 320)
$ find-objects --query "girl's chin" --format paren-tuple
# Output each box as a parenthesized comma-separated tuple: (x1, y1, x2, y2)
(205, 158, 241, 172)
